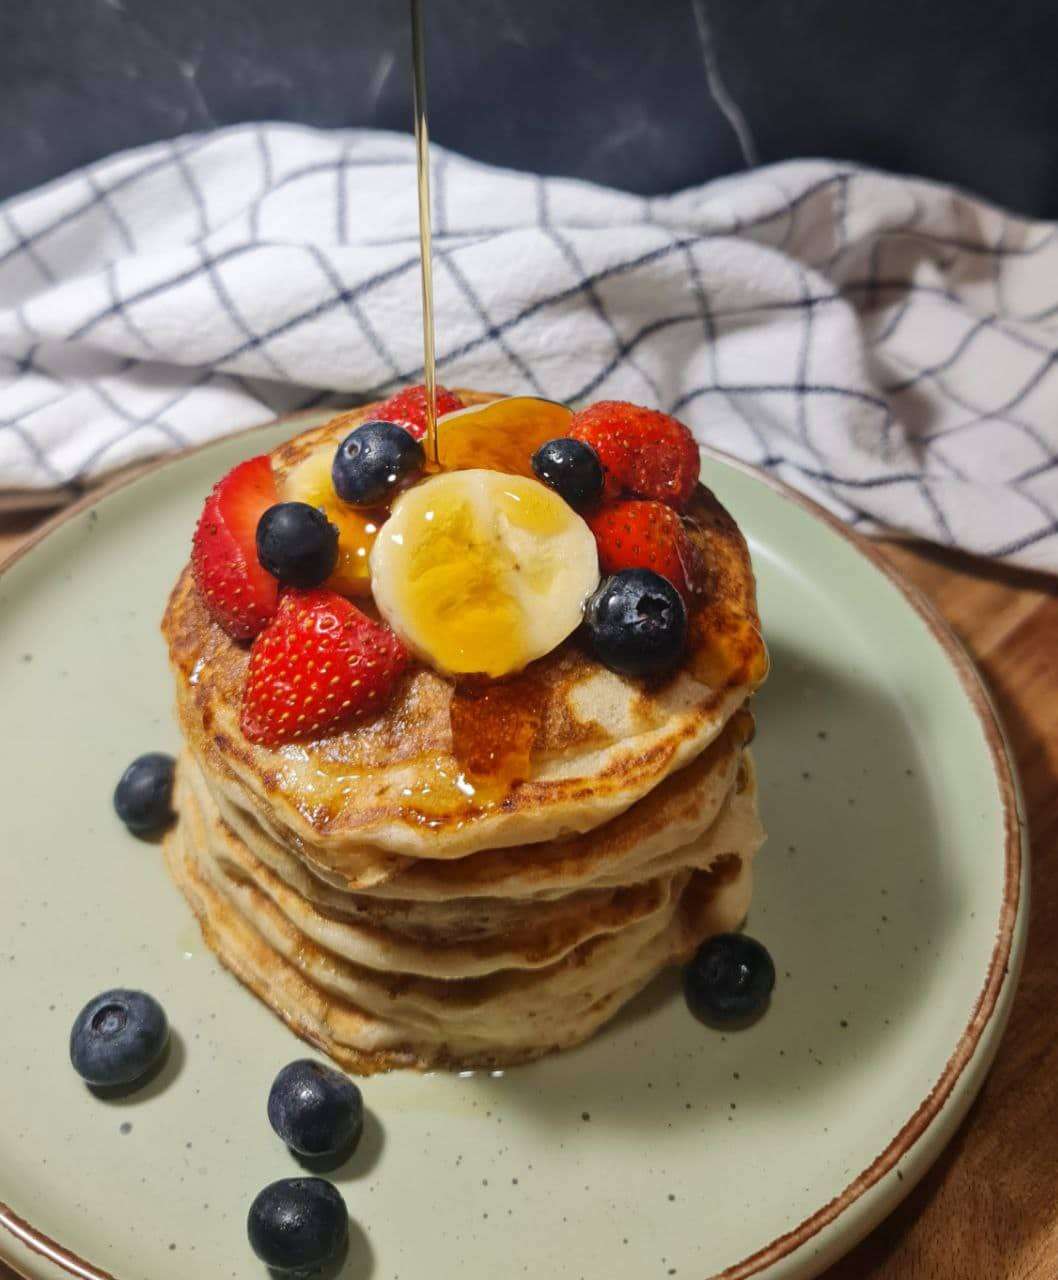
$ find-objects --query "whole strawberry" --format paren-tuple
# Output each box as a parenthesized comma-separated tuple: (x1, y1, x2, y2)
(191, 455, 279, 639)
(569, 401, 700, 510)
(240, 589, 409, 746)
(586, 499, 699, 601)
(376, 384, 463, 440)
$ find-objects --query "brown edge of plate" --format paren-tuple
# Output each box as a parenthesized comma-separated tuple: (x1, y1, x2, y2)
(0, 416, 1026, 1280)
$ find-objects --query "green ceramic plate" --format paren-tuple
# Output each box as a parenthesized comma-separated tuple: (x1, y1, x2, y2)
(0, 420, 1025, 1280)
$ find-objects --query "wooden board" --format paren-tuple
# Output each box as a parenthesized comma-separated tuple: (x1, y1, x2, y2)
(1, 512, 1054, 1280)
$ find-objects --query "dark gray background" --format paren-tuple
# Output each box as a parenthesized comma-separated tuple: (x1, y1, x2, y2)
(3, 0, 1056, 214)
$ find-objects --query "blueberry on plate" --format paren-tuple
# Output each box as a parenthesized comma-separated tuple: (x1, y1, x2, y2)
(69, 989, 169, 1087)
(268, 1059, 364, 1157)
(113, 753, 176, 835)
(584, 568, 687, 677)
(256, 502, 339, 588)
(247, 1177, 348, 1274)
(332, 420, 425, 507)
(531, 437, 604, 509)
(684, 933, 775, 1024)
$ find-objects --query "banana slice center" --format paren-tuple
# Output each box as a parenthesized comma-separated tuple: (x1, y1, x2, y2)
(370, 470, 600, 677)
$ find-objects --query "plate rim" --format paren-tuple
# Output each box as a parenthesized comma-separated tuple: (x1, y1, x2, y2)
(0, 416, 1026, 1280)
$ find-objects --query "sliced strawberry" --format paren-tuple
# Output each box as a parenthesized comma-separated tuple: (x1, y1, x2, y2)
(376, 384, 463, 439)
(569, 400, 700, 510)
(240, 589, 409, 746)
(191, 456, 279, 639)
(586, 499, 700, 601)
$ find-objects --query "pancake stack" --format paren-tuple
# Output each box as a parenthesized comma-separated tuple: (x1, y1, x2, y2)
(162, 396, 768, 1073)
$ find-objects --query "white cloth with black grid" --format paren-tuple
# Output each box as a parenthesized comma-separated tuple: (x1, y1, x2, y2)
(1, 124, 1056, 570)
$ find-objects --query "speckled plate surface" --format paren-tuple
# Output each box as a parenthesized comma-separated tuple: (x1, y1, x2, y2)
(0, 419, 1026, 1280)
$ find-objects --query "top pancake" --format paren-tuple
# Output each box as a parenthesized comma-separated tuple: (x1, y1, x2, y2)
(162, 391, 766, 862)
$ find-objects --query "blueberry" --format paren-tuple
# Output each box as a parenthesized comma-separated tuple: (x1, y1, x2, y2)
(113, 752, 175, 834)
(267, 1059, 364, 1157)
(584, 569, 687, 677)
(247, 1178, 348, 1274)
(531, 437, 604, 509)
(256, 502, 339, 588)
(69, 989, 169, 1087)
(332, 420, 424, 507)
(684, 934, 776, 1024)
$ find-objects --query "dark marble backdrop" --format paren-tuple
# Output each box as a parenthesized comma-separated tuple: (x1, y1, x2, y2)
(3, 0, 1057, 214)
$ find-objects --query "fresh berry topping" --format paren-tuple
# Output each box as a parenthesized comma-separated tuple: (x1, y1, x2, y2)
(69, 989, 169, 1088)
(240, 589, 409, 746)
(569, 401, 700, 509)
(584, 568, 687, 677)
(247, 1178, 348, 1274)
(376, 384, 463, 439)
(191, 456, 279, 639)
(113, 752, 176, 835)
(683, 933, 775, 1024)
(585, 500, 698, 600)
(280, 448, 380, 598)
(332, 421, 425, 508)
(531, 437, 604, 509)
(256, 502, 339, 589)
(268, 1059, 364, 1158)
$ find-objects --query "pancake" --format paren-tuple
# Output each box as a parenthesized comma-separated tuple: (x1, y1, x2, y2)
(165, 762, 760, 1072)
(161, 392, 766, 868)
(199, 707, 754, 898)
(178, 750, 762, 978)
(161, 388, 769, 1072)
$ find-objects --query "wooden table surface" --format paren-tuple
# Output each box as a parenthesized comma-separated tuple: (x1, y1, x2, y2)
(1, 512, 1055, 1280)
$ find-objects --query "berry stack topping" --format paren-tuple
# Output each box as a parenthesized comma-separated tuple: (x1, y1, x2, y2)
(247, 1178, 349, 1275)
(684, 933, 776, 1024)
(69, 989, 169, 1088)
(569, 401, 700, 509)
(586, 499, 698, 602)
(113, 752, 176, 835)
(370, 470, 599, 678)
(256, 502, 339, 589)
(280, 447, 381, 598)
(332, 421, 425, 507)
(531, 437, 604, 510)
(375, 383, 463, 439)
(191, 455, 279, 639)
(268, 1059, 364, 1158)
(585, 568, 687, 677)
(240, 589, 409, 746)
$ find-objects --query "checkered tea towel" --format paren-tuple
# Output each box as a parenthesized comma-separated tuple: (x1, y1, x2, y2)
(1, 124, 1056, 570)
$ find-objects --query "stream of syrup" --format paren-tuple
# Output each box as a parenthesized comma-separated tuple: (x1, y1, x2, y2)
(410, 0, 439, 466)
(409, 1, 547, 799)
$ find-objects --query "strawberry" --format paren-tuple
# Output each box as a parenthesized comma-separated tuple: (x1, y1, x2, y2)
(191, 456, 279, 640)
(240, 589, 409, 745)
(569, 400, 700, 510)
(586, 499, 699, 601)
(376, 384, 463, 439)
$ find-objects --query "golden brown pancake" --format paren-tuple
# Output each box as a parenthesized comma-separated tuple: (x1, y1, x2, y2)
(165, 754, 761, 1072)
(197, 706, 753, 897)
(181, 747, 762, 975)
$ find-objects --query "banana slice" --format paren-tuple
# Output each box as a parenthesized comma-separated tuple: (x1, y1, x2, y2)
(370, 470, 600, 678)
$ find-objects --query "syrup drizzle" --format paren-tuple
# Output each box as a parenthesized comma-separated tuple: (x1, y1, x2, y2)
(450, 672, 548, 795)
(410, 0, 439, 466)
